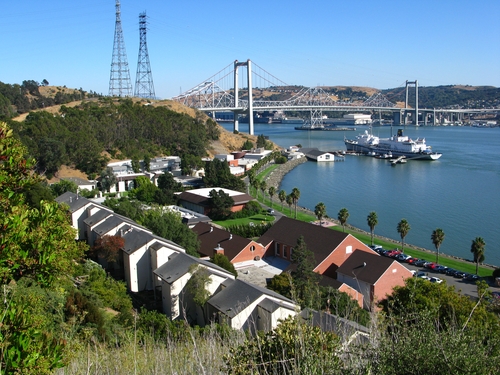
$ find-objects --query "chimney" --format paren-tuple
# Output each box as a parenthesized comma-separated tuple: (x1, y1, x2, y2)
(214, 243, 224, 256)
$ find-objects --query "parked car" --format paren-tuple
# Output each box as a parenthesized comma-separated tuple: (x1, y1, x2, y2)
(407, 257, 419, 265)
(464, 273, 479, 282)
(385, 250, 402, 258)
(424, 262, 438, 270)
(267, 209, 275, 214)
(446, 268, 457, 276)
(492, 291, 500, 299)
(416, 271, 430, 280)
(430, 277, 443, 284)
(434, 265, 448, 273)
(369, 245, 383, 251)
(454, 271, 467, 278)
(413, 259, 427, 267)
(396, 253, 412, 262)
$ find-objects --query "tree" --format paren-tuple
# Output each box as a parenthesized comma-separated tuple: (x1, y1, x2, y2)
(131, 158, 141, 173)
(291, 236, 319, 307)
(256, 134, 267, 148)
(286, 194, 293, 215)
(99, 166, 117, 193)
(251, 178, 260, 199)
(367, 211, 378, 246)
(397, 219, 411, 252)
(209, 189, 234, 220)
(241, 139, 253, 150)
(337, 208, 349, 233)
(131, 175, 158, 203)
(268, 186, 276, 209)
(211, 253, 237, 277)
(470, 237, 486, 275)
(50, 179, 78, 197)
(431, 228, 445, 264)
(143, 154, 151, 172)
(91, 235, 125, 268)
(259, 180, 267, 201)
(185, 264, 212, 325)
(278, 189, 286, 211)
(291, 187, 300, 219)
(314, 202, 326, 226)
(141, 208, 200, 257)
(157, 172, 183, 192)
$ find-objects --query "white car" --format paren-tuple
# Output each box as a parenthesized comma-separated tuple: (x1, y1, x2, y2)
(429, 277, 443, 284)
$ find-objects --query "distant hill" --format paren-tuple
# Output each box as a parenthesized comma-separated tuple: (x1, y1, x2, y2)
(382, 85, 500, 109)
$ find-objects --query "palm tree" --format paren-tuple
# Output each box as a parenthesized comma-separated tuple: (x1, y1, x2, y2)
(268, 186, 276, 209)
(397, 219, 411, 252)
(314, 202, 326, 226)
(286, 194, 293, 216)
(470, 237, 486, 275)
(251, 179, 260, 199)
(337, 208, 349, 233)
(260, 180, 267, 201)
(278, 189, 286, 211)
(431, 228, 445, 264)
(291, 187, 301, 219)
(367, 211, 378, 246)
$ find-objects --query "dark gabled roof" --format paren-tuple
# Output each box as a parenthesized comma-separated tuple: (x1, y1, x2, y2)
(153, 252, 233, 284)
(207, 278, 295, 318)
(192, 222, 252, 261)
(258, 298, 280, 313)
(83, 209, 112, 227)
(336, 250, 395, 285)
(178, 188, 253, 207)
(318, 274, 344, 289)
(258, 217, 350, 266)
(93, 216, 129, 237)
(121, 229, 154, 255)
(305, 149, 333, 158)
(55, 192, 92, 213)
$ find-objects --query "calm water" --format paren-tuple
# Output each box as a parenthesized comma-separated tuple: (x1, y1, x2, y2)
(221, 122, 500, 266)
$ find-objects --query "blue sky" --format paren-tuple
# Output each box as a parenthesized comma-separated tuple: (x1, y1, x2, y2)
(1, 0, 499, 99)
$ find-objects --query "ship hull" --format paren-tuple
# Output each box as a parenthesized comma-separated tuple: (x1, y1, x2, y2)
(345, 140, 442, 160)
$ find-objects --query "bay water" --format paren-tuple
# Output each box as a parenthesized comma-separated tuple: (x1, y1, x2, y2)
(221, 122, 500, 266)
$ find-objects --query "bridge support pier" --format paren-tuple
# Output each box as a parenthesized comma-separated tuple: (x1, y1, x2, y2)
(233, 60, 254, 135)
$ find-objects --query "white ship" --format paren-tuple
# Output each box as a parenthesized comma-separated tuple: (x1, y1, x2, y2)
(344, 128, 442, 160)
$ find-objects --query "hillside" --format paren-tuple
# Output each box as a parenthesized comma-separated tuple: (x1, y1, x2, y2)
(10, 96, 268, 180)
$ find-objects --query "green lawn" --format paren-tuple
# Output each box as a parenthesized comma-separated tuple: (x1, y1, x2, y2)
(215, 213, 275, 228)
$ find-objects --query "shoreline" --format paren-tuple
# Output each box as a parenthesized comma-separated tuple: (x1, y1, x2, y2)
(261, 158, 497, 272)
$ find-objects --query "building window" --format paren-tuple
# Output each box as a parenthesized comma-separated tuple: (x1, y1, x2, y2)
(250, 245, 255, 252)
(283, 246, 287, 258)
(346, 245, 352, 254)
(276, 244, 280, 256)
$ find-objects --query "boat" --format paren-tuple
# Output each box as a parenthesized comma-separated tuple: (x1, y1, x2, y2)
(344, 128, 442, 160)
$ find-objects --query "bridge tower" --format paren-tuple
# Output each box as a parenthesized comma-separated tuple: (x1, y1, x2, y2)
(134, 12, 156, 99)
(405, 80, 418, 125)
(234, 60, 254, 135)
(109, 0, 133, 97)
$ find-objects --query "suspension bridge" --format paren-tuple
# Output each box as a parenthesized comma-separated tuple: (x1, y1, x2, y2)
(171, 60, 496, 135)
